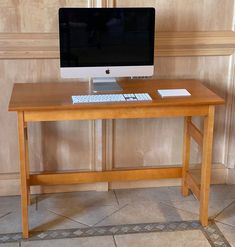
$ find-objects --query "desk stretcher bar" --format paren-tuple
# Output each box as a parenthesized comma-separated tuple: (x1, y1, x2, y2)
(29, 167, 182, 186)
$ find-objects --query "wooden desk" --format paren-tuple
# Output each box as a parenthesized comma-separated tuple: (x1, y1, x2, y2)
(8, 79, 224, 238)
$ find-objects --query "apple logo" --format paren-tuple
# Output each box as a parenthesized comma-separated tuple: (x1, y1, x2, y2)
(105, 69, 110, 74)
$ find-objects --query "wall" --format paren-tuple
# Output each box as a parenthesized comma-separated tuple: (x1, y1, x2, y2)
(0, 0, 235, 195)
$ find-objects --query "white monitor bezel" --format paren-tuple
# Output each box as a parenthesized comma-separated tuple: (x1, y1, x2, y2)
(60, 65, 154, 78)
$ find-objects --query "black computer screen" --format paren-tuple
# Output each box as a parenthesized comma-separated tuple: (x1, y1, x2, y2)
(59, 8, 155, 67)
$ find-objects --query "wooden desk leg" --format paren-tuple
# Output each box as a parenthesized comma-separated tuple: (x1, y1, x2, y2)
(182, 116, 191, 196)
(24, 123, 30, 205)
(200, 106, 215, 226)
(18, 112, 29, 238)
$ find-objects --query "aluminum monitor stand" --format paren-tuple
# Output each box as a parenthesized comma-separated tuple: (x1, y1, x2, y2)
(91, 78, 122, 93)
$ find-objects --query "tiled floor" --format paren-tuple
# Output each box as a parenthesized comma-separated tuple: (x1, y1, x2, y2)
(0, 185, 234, 246)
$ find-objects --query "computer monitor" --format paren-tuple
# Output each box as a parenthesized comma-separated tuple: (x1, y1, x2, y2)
(59, 7, 155, 92)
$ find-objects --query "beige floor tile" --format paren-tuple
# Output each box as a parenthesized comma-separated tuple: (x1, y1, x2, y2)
(21, 236, 115, 247)
(35, 191, 120, 227)
(167, 186, 196, 201)
(215, 201, 235, 226)
(0, 208, 85, 234)
(0, 185, 234, 237)
(210, 185, 235, 201)
(48, 204, 121, 227)
(37, 191, 117, 210)
(0, 244, 19, 247)
(96, 201, 198, 226)
(0, 196, 21, 214)
(0, 195, 37, 221)
(162, 199, 234, 218)
(114, 186, 195, 206)
(114, 230, 210, 247)
(216, 222, 235, 247)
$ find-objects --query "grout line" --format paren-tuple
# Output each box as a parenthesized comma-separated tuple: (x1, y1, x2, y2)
(213, 200, 235, 220)
(0, 212, 11, 220)
(200, 226, 215, 247)
(113, 190, 119, 206)
(35, 196, 38, 211)
(93, 204, 128, 227)
(159, 201, 200, 217)
(214, 219, 235, 229)
(160, 198, 235, 222)
(208, 219, 234, 247)
(113, 235, 118, 247)
(47, 209, 90, 228)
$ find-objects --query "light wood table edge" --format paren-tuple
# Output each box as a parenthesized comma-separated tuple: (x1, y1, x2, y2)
(23, 105, 209, 122)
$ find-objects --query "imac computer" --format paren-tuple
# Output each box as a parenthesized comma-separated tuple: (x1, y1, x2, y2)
(59, 8, 155, 92)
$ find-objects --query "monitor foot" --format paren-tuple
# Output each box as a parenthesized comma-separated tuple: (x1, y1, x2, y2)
(92, 78, 122, 93)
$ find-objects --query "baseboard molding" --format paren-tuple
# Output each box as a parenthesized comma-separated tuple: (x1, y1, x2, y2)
(227, 168, 235, 184)
(0, 164, 227, 196)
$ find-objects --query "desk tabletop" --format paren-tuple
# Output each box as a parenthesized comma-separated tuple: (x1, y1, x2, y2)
(8, 79, 224, 111)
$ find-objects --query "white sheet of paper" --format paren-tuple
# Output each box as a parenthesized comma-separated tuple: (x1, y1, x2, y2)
(157, 89, 191, 97)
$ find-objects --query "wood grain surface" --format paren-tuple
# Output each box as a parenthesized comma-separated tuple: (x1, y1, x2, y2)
(8, 80, 224, 111)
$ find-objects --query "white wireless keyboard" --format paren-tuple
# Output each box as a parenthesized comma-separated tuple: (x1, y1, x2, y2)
(72, 93, 152, 104)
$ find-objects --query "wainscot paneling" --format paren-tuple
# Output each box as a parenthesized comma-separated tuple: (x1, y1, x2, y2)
(115, 0, 234, 31)
(0, 59, 94, 173)
(0, 0, 235, 196)
(0, 0, 88, 32)
(1, 32, 235, 59)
